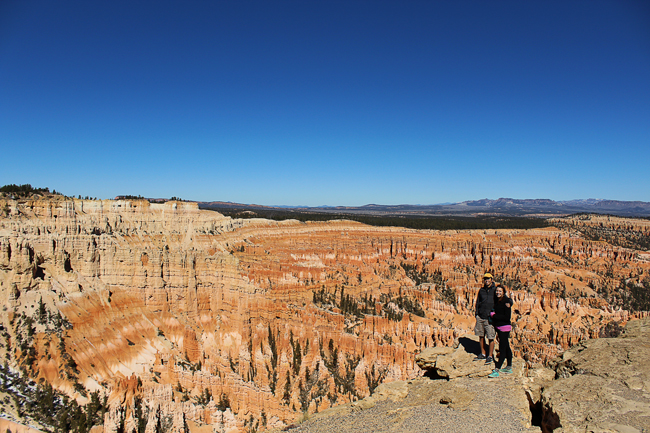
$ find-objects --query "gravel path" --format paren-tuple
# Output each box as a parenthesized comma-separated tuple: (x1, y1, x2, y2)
(282, 376, 541, 433)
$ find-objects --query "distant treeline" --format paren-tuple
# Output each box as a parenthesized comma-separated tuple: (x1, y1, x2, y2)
(199, 205, 550, 230)
(116, 195, 186, 202)
(0, 183, 52, 196)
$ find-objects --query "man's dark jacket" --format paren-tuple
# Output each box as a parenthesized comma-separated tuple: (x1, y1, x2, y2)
(475, 283, 496, 319)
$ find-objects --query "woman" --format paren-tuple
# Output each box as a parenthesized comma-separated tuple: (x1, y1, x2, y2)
(488, 285, 513, 378)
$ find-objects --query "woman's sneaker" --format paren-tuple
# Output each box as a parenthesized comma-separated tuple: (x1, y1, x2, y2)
(500, 366, 513, 374)
(488, 369, 499, 378)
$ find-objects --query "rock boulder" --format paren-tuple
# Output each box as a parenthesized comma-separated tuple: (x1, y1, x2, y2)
(415, 336, 498, 379)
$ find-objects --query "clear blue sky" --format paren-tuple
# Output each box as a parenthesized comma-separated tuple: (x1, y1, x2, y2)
(1, 1, 649, 206)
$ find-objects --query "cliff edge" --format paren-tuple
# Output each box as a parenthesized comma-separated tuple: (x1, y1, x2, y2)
(284, 318, 650, 433)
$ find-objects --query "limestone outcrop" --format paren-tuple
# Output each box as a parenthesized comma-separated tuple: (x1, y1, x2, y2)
(415, 338, 496, 380)
(285, 335, 546, 433)
(293, 320, 649, 433)
(0, 197, 648, 432)
(541, 318, 650, 432)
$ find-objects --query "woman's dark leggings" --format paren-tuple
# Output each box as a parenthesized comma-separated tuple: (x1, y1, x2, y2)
(495, 330, 512, 369)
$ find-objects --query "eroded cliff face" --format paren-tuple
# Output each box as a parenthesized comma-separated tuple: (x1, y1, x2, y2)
(0, 197, 648, 432)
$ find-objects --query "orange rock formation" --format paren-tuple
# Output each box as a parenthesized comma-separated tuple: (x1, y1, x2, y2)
(0, 197, 648, 432)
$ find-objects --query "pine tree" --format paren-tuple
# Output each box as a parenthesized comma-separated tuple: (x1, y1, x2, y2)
(38, 297, 47, 324)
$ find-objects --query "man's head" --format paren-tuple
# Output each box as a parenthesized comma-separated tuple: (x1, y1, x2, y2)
(483, 273, 493, 287)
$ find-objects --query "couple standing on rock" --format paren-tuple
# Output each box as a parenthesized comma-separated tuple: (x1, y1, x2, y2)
(473, 273, 513, 378)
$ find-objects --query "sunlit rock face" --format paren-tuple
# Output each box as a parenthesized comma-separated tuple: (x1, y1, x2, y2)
(1, 197, 648, 432)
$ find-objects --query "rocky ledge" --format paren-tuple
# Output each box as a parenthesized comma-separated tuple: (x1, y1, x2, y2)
(283, 318, 649, 433)
(542, 318, 650, 432)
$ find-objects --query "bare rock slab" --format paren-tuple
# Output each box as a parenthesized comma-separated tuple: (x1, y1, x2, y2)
(542, 317, 650, 433)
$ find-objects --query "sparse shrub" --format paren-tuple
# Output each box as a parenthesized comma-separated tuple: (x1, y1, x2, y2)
(599, 321, 623, 338)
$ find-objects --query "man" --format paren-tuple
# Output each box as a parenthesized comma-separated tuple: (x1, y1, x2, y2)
(474, 272, 496, 364)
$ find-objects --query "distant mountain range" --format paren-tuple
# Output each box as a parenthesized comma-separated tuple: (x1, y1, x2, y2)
(199, 198, 650, 217)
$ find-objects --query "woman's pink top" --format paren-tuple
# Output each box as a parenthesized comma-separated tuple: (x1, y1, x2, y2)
(496, 324, 511, 332)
